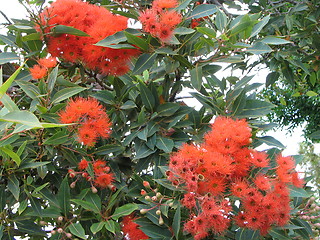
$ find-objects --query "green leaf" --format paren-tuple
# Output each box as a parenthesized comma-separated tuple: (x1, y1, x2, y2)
(174, 27, 195, 35)
(289, 185, 310, 198)
(261, 37, 291, 45)
(255, 136, 285, 149)
(132, 53, 157, 75)
(68, 223, 86, 239)
(306, 91, 318, 97)
(71, 199, 101, 214)
(237, 99, 275, 118)
(104, 220, 116, 234)
(0, 63, 25, 98)
(187, 4, 218, 19)
(0, 134, 19, 147)
(235, 228, 260, 240)
(196, 27, 216, 38)
(282, 62, 295, 86)
(247, 42, 273, 54)
(140, 225, 172, 239)
(0, 52, 19, 65)
(139, 82, 155, 111)
(16, 220, 46, 236)
(309, 130, 320, 139)
(47, 65, 59, 92)
(43, 131, 69, 145)
(90, 222, 105, 234)
(8, 175, 20, 201)
(269, 229, 291, 240)
(0, 94, 19, 111)
(58, 177, 70, 216)
(51, 87, 86, 104)
(172, 204, 181, 238)
(19, 161, 50, 170)
(0, 146, 21, 165)
(156, 136, 174, 153)
(291, 219, 313, 239)
(95, 28, 141, 46)
(111, 203, 138, 220)
(52, 25, 89, 36)
(15, 80, 40, 99)
(94, 144, 125, 155)
(0, 110, 42, 127)
(124, 31, 148, 51)
(190, 65, 203, 91)
(266, 72, 280, 87)
(156, 103, 180, 117)
(84, 193, 102, 214)
(104, 43, 136, 49)
(250, 15, 270, 38)
(215, 10, 228, 32)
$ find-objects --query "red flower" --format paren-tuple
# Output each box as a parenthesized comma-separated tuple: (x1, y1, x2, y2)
(30, 65, 47, 79)
(94, 173, 114, 188)
(38, 57, 57, 68)
(121, 214, 149, 240)
(78, 159, 89, 170)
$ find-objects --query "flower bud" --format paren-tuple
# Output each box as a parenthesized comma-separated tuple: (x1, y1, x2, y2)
(108, 184, 116, 192)
(57, 228, 63, 234)
(66, 233, 72, 238)
(143, 181, 150, 188)
(145, 195, 151, 201)
(140, 209, 148, 214)
(86, 176, 92, 181)
(70, 181, 76, 188)
(51, 230, 56, 235)
(156, 192, 162, 199)
(159, 215, 164, 225)
(156, 210, 161, 215)
(151, 196, 157, 201)
(82, 172, 88, 178)
(91, 186, 98, 193)
(169, 202, 174, 207)
(141, 189, 147, 196)
(57, 216, 64, 222)
(154, 188, 158, 193)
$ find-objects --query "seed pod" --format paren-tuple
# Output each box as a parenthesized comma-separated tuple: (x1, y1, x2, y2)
(140, 209, 148, 214)
(156, 210, 161, 215)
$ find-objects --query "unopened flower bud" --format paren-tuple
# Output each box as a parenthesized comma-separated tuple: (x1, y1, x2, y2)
(141, 189, 147, 196)
(86, 176, 92, 181)
(68, 169, 76, 178)
(108, 184, 116, 192)
(151, 196, 157, 201)
(311, 204, 317, 209)
(143, 181, 150, 188)
(169, 202, 174, 207)
(156, 210, 161, 215)
(82, 172, 88, 178)
(159, 215, 164, 225)
(39, 221, 47, 226)
(51, 230, 56, 235)
(57, 228, 63, 234)
(154, 188, 158, 193)
(66, 233, 72, 238)
(57, 216, 64, 222)
(70, 182, 76, 188)
(315, 223, 320, 228)
(140, 209, 148, 214)
(91, 186, 98, 193)
(156, 192, 162, 199)
(145, 195, 151, 201)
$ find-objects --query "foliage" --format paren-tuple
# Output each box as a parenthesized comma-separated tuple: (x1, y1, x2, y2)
(0, 0, 315, 239)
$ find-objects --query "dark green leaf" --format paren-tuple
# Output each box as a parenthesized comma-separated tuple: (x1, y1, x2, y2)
(289, 186, 310, 198)
(196, 27, 216, 38)
(266, 72, 280, 87)
(47, 65, 59, 92)
(174, 27, 195, 35)
(124, 31, 148, 51)
(111, 203, 138, 220)
(8, 175, 20, 201)
(15, 80, 40, 99)
(172, 204, 181, 238)
(269, 229, 291, 239)
(68, 223, 86, 239)
(0, 52, 19, 65)
(215, 10, 228, 32)
(250, 15, 270, 38)
(95, 28, 141, 46)
(0, 146, 21, 166)
(139, 82, 155, 111)
(43, 130, 69, 145)
(52, 25, 89, 36)
(187, 4, 218, 19)
(51, 87, 86, 104)
(255, 136, 285, 149)
(237, 100, 275, 117)
(156, 103, 180, 117)
(84, 193, 102, 214)
(104, 220, 116, 234)
(16, 221, 46, 236)
(58, 177, 70, 216)
(132, 53, 157, 75)
(156, 136, 174, 153)
(0, 110, 41, 127)
(190, 65, 203, 91)
(261, 37, 291, 45)
(94, 144, 125, 156)
(90, 222, 105, 234)
(235, 228, 260, 240)
(247, 42, 273, 55)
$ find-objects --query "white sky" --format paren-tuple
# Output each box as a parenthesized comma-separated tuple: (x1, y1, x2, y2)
(0, 0, 312, 156)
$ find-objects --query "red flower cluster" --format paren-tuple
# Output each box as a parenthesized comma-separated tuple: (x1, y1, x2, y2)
(139, 0, 182, 43)
(37, 0, 139, 76)
(168, 116, 304, 239)
(70, 159, 114, 189)
(122, 214, 149, 240)
(59, 97, 112, 146)
(30, 56, 57, 79)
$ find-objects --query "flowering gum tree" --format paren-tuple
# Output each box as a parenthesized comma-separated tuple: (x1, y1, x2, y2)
(0, 0, 316, 239)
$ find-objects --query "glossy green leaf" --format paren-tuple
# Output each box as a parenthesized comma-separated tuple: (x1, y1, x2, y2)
(261, 37, 291, 45)
(215, 10, 228, 32)
(90, 222, 105, 234)
(58, 177, 70, 216)
(156, 136, 174, 153)
(95, 28, 141, 46)
(172, 204, 181, 238)
(94, 144, 125, 155)
(0, 52, 19, 65)
(52, 25, 89, 36)
(174, 27, 195, 35)
(250, 15, 270, 38)
(0, 110, 41, 127)
(0, 146, 21, 165)
(84, 193, 102, 214)
(0, 134, 19, 147)
(15, 80, 40, 99)
(124, 31, 148, 51)
(0, 94, 19, 111)
(235, 228, 260, 240)
(104, 220, 116, 234)
(47, 65, 59, 92)
(132, 53, 157, 75)
(289, 186, 310, 198)
(190, 65, 203, 91)
(255, 136, 285, 149)
(71, 199, 101, 213)
(51, 87, 86, 104)
(156, 103, 180, 117)
(247, 42, 273, 54)
(237, 99, 275, 117)
(0, 62, 25, 98)
(269, 229, 291, 239)
(111, 203, 138, 220)
(196, 27, 216, 38)
(139, 82, 155, 111)
(187, 4, 218, 19)
(68, 223, 86, 239)
(8, 175, 20, 201)
(266, 72, 280, 87)
(43, 131, 69, 145)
